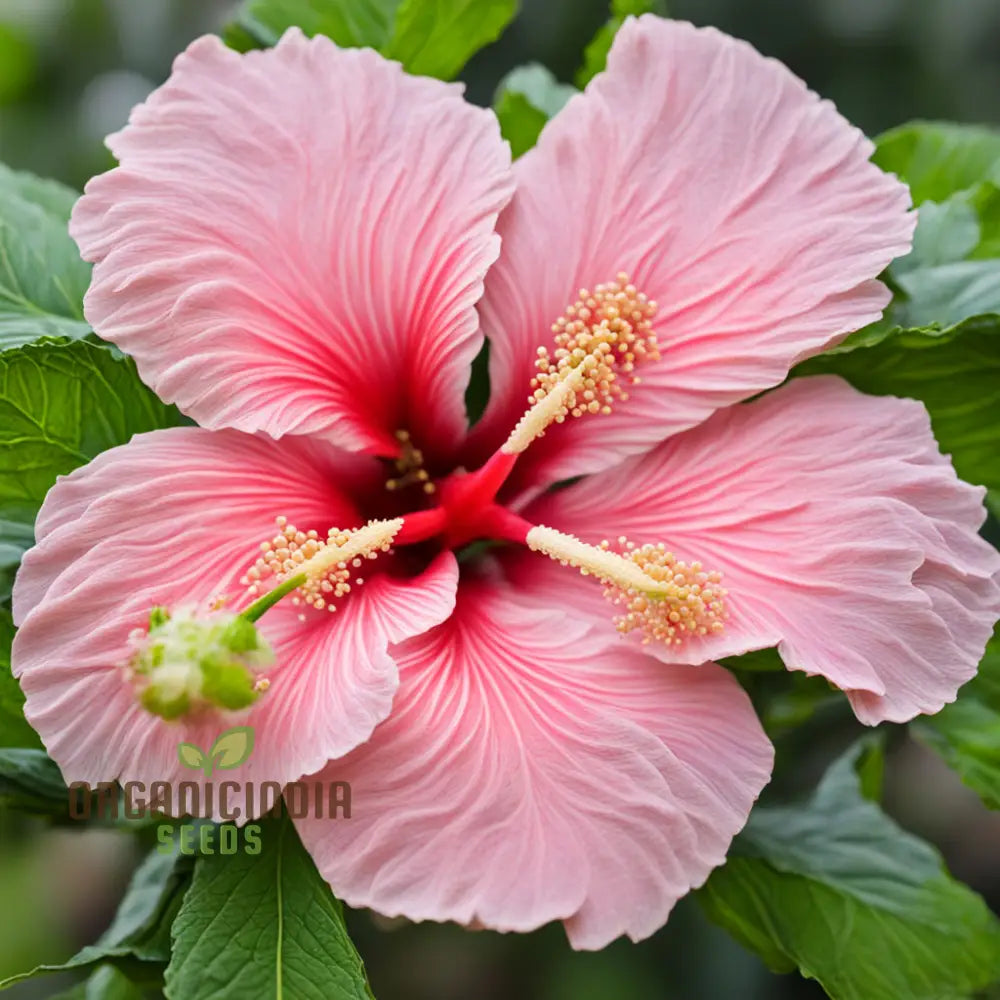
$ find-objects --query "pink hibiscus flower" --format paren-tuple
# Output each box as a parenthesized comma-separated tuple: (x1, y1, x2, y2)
(12, 16, 1000, 949)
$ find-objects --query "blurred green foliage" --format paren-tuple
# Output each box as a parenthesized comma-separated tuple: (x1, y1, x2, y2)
(1, 0, 1000, 192)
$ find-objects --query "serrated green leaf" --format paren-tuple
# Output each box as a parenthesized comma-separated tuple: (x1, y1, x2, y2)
(576, 0, 667, 88)
(495, 63, 576, 158)
(0, 607, 41, 748)
(0, 338, 183, 573)
(209, 726, 254, 771)
(700, 745, 1000, 999)
(383, 0, 518, 80)
(165, 816, 372, 1000)
(914, 629, 1000, 810)
(0, 164, 91, 351)
(230, 0, 400, 49)
(874, 121, 1000, 206)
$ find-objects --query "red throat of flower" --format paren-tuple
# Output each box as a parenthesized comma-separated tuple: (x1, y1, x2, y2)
(129, 274, 729, 719)
(251, 273, 726, 647)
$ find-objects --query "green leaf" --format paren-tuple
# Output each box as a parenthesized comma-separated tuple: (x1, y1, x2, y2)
(494, 64, 577, 158)
(823, 123, 1000, 357)
(221, 20, 266, 53)
(700, 745, 1000, 999)
(177, 743, 207, 773)
(97, 845, 195, 963)
(208, 726, 255, 771)
(1, 844, 193, 991)
(0, 24, 36, 106)
(165, 816, 373, 1000)
(914, 628, 1000, 810)
(853, 736, 885, 803)
(0, 747, 163, 830)
(0, 164, 91, 351)
(874, 121, 1000, 206)
(383, 0, 518, 81)
(230, 0, 519, 80)
(0, 338, 183, 567)
(0, 746, 69, 814)
(50, 965, 147, 1000)
(0, 607, 41, 748)
(231, 0, 400, 50)
(799, 123, 1000, 494)
(720, 647, 785, 673)
(885, 184, 1000, 331)
(799, 318, 1000, 491)
(988, 490, 1000, 521)
(0, 517, 32, 605)
(576, 0, 667, 88)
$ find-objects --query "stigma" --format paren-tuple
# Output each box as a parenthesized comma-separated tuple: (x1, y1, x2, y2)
(126, 606, 273, 720)
(526, 526, 727, 646)
(503, 274, 659, 454)
(242, 516, 402, 615)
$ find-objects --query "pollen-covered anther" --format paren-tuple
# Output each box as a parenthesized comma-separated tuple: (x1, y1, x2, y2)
(525, 525, 727, 647)
(504, 273, 659, 454)
(600, 539, 728, 646)
(241, 516, 402, 614)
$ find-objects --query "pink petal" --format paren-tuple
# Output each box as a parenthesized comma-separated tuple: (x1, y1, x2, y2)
(11, 428, 458, 810)
(521, 377, 1000, 724)
(71, 31, 513, 459)
(469, 16, 913, 489)
(295, 582, 772, 949)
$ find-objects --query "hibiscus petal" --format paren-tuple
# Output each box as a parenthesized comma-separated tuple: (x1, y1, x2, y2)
(11, 428, 458, 809)
(71, 30, 513, 460)
(470, 16, 913, 488)
(521, 377, 1000, 724)
(295, 582, 772, 949)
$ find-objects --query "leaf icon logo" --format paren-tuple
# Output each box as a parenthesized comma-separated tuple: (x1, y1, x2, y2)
(176, 726, 255, 777)
(177, 742, 207, 772)
(210, 726, 255, 771)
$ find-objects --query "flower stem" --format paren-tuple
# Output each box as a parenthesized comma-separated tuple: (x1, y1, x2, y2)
(241, 573, 306, 623)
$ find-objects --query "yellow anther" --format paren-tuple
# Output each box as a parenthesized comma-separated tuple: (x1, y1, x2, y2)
(526, 526, 727, 646)
(503, 273, 659, 455)
(242, 518, 402, 614)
